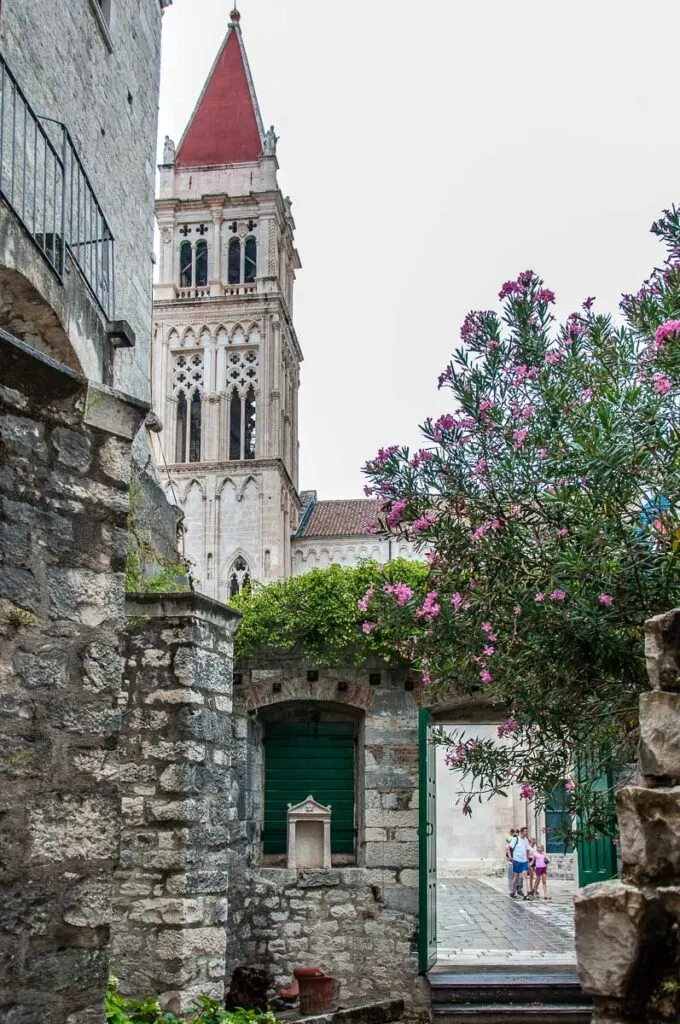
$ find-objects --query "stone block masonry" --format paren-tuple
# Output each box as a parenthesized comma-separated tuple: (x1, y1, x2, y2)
(575, 607, 680, 1023)
(232, 653, 429, 1017)
(113, 593, 240, 1012)
(0, 331, 147, 1024)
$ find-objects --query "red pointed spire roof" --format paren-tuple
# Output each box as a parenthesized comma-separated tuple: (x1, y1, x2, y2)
(176, 12, 264, 168)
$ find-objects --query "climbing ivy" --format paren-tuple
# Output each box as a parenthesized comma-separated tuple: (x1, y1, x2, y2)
(230, 559, 429, 666)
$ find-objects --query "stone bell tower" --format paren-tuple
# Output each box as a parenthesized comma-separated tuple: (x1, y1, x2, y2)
(151, 8, 302, 601)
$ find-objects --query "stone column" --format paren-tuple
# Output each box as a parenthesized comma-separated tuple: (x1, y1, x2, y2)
(0, 332, 147, 1024)
(575, 607, 680, 1023)
(209, 205, 223, 298)
(113, 592, 241, 1011)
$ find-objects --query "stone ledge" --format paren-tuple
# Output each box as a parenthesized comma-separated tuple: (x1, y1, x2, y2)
(280, 997, 404, 1024)
(0, 326, 84, 400)
(125, 591, 241, 632)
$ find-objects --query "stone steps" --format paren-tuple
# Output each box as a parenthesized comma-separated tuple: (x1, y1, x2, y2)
(428, 968, 592, 1023)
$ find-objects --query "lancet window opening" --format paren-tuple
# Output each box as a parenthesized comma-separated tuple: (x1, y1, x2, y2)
(224, 344, 258, 461)
(178, 234, 209, 289)
(229, 556, 251, 597)
(226, 236, 258, 285)
(172, 351, 204, 463)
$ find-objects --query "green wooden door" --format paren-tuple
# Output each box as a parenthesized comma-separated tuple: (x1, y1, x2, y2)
(577, 763, 617, 886)
(418, 708, 437, 972)
(264, 721, 355, 854)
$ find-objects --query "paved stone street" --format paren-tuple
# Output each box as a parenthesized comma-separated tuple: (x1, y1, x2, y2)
(437, 877, 576, 965)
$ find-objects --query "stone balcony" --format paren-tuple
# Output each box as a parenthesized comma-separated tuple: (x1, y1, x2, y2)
(0, 50, 133, 384)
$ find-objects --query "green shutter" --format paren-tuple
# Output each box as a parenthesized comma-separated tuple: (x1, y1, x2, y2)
(264, 721, 355, 854)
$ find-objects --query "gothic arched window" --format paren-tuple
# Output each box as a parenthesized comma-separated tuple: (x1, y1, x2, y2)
(175, 392, 188, 462)
(229, 391, 241, 461)
(229, 556, 251, 597)
(179, 241, 192, 288)
(244, 236, 257, 283)
(189, 391, 202, 462)
(244, 386, 256, 459)
(195, 239, 208, 287)
(228, 238, 241, 285)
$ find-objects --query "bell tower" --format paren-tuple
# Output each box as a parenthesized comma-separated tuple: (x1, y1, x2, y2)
(151, 8, 302, 600)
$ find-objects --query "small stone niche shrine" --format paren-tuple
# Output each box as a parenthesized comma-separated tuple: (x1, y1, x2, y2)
(287, 796, 332, 869)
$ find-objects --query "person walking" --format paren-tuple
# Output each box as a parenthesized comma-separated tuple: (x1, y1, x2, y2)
(509, 826, 531, 898)
(532, 844, 549, 899)
(527, 837, 538, 897)
(505, 829, 518, 894)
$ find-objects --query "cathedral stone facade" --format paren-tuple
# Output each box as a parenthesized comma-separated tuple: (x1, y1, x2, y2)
(151, 10, 415, 601)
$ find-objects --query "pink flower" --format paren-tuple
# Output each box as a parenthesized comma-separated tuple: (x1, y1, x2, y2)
(386, 499, 407, 529)
(549, 589, 567, 602)
(536, 288, 556, 304)
(451, 592, 464, 612)
(393, 582, 414, 606)
(655, 319, 680, 351)
(362, 621, 376, 635)
(483, 645, 495, 657)
(545, 350, 562, 365)
(514, 604, 522, 615)
(481, 622, 493, 633)
(535, 593, 544, 602)
(411, 510, 437, 534)
(422, 670, 432, 685)
(363, 485, 374, 497)
(358, 587, 375, 613)
(416, 591, 441, 621)
(653, 372, 672, 396)
(514, 364, 529, 385)
(598, 593, 613, 607)
(538, 447, 549, 460)
(375, 445, 398, 463)
(474, 458, 489, 478)
(556, 527, 569, 538)
(499, 280, 521, 299)
(521, 404, 535, 421)
(480, 668, 493, 684)
(519, 783, 536, 800)
(512, 428, 528, 450)
(435, 413, 455, 432)
(498, 716, 519, 739)
(445, 743, 467, 766)
(565, 779, 576, 793)
(582, 388, 593, 402)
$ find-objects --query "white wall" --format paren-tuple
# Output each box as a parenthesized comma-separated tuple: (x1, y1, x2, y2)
(436, 723, 524, 878)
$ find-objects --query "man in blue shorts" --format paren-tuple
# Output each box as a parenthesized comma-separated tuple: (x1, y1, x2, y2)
(510, 825, 530, 899)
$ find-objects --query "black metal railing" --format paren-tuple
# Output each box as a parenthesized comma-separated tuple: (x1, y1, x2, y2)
(0, 53, 115, 320)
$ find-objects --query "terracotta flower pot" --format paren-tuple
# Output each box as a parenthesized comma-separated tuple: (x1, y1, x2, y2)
(294, 970, 339, 1015)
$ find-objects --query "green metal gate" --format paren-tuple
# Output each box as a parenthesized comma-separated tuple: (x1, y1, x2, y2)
(418, 708, 437, 972)
(576, 766, 617, 886)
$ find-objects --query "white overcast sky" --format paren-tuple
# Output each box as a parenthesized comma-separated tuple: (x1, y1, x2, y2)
(157, 0, 680, 499)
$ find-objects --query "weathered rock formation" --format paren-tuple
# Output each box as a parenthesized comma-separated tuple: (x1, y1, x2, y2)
(575, 608, 680, 1023)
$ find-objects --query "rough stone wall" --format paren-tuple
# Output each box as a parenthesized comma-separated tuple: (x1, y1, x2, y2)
(575, 608, 680, 1023)
(237, 868, 420, 1005)
(0, 0, 164, 400)
(231, 653, 428, 1016)
(0, 331, 147, 1024)
(113, 593, 240, 1010)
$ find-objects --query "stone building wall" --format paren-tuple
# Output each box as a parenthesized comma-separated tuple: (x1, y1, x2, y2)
(575, 608, 680, 1023)
(113, 593, 240, 1010)
(231, 652, 429, 1017)
(0, 331, 147, 1024)
(0, 0, 165, 400)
